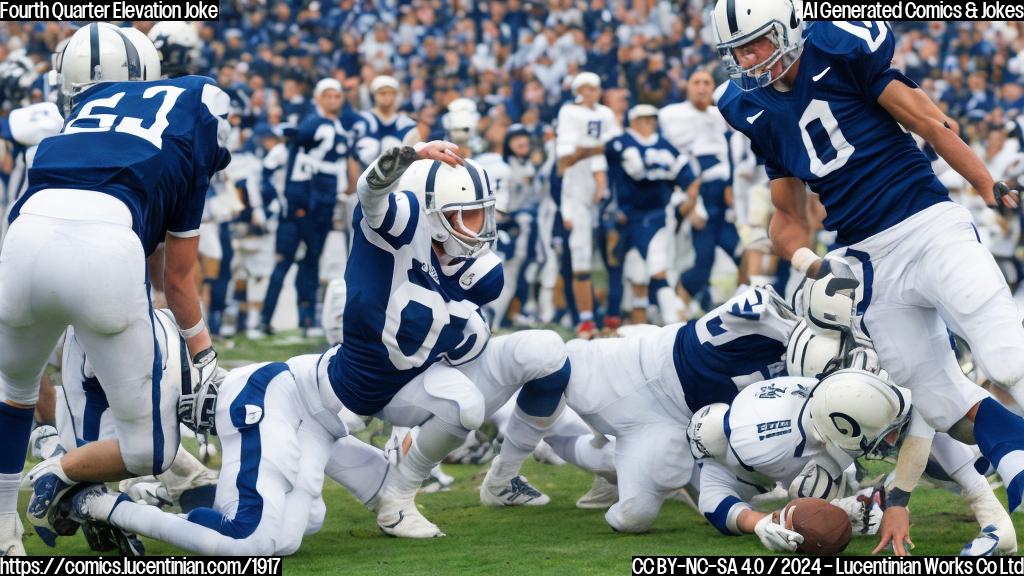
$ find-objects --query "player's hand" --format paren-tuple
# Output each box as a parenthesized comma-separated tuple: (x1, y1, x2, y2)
(414, 140, 463, 167)
(755, 509, 804, 553)
(832, 490, 884, 535)
(993, 181, 1020, 210)
(872, 506, 913, 556)
(563, 217, 573, 231)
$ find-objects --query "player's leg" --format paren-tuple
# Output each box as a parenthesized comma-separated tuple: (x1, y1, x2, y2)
(605, 425, 692, 533)
(207, 223, 234, 337)
(472, 331, 570, 505)
(324, 435, 389, 509)
(930, 433, 1016, 554)
(295, 215, 330, 332)
(321, 278, 347, 346)
(680, 217, 718, 312)
(567, 201, 596, 336)
(275, 418, 334, 555)
(908, 219, 1024, 511)
(645, 227, 679, 324)
(375, 363, 485, 537)
(260, 218, 301, 332)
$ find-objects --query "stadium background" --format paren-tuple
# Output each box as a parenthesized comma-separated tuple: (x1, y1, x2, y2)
(2, 3, 1024, 567)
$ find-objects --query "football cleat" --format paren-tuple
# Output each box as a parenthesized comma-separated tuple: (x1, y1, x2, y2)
(576, 320, 598, 340)
(576, 475, 619, 510)
(0, 513, 25, 556)
(480, 458, 549, 506)
(420, 465, 455, 494)
(119, 479, 173, 508)
(375, 495, 445, 539)
(961, 525, 1002, 556)
(26, 472, 80, 547)
(72, 485, 145, 556)
(532, 441, 567, 466)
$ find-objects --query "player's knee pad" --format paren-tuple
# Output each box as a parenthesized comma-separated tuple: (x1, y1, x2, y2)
(119, 421, 178, 476)
(423, 376, 486, 432)
(606, 499, 656, 534)
(518, 360, 570, 419)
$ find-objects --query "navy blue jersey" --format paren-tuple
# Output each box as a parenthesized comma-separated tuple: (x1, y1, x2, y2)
(673, 287, 796, 413)
(717, 21, 949, 246)
(18, 76, 231, 255)
(328, 191, 502, 416)
(283, 110, 351, 215)
(607, 131, 697, 214)
(354, 111, 416, 166)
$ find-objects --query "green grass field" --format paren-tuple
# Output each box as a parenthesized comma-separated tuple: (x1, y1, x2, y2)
(19, 332, 1024, 570)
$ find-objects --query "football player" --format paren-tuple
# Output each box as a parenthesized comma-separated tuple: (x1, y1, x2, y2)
(660, 69, 737, 313)
(689, 369, 911, 553)
(261, 78, 357, 336)
(0, 23, 230, 556)
(544, 284, 799, 533)
(315, 141, 500, 537)
(555, 72, 622, 338)
(354, 76, 416, 167)
(713, 2, 1024, 554)
(606, 104, 697, 325)
(71, 353, 391, 556)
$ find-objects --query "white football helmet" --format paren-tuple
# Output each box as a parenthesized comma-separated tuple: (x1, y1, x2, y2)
(148, 21, 200, 77)
(686, 403, 730, 461)
(794, 259, 858, 333)
(399, 157, 497, 258)
(119, 27, 162, 81)
(443, 98, 480, 146)
(713, 0, 804, 91)
(786, 320, 845, 378)
(55, 23, 147, 113)
(804, 369, 912, 468)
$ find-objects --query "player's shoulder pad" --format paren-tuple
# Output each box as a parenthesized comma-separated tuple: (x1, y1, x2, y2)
(722, 285, 774, 320)
(808, 21, 894, 60)
(457, 250, 504, 306)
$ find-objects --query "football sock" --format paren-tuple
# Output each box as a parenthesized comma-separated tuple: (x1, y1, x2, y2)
(974, 397, 1024, 511)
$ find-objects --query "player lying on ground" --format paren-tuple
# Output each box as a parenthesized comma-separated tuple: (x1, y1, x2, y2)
(713, 1, 1024, 555)
(541, 284, 800, 532)
(69, 355, 388, 556)
(689, 365, 1016, 556)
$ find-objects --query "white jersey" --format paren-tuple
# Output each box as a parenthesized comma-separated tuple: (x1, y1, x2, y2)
(697, 376, 840, 535)
(659, 101, 730, 182)
(556, 102, 621, 200)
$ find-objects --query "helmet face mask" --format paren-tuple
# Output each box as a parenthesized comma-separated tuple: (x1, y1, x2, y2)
(432, 198, 497, 259)
(713, 0, 805, 92)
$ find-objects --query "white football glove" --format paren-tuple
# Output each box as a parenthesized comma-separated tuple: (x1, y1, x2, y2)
(755, 509, 804, 553)
(831, 491, 884, 535)
(192, 347, 227, 392)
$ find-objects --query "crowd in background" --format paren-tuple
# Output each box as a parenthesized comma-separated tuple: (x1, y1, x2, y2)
(2, 5, 1024, 337)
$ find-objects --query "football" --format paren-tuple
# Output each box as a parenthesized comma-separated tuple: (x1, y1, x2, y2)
(781, 498, 853, 556)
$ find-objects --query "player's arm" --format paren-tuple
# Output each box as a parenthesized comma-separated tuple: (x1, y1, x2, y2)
(878, 81, 1015, 208)
(163, 234, 211, 356)
(699, 461, 803, 552)
(872, 411, 933, 556)
(769, 177, 820, 277)
(357, 140, 463, 228)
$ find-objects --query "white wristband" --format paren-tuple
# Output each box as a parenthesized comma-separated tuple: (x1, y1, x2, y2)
(791, 247, 819, 275)
(179, 318, 206, 340)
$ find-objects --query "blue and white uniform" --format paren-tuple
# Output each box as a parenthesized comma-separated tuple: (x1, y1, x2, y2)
(696, 377, 835, 535)
(100, 355, 390, 556)
(0, 76, 230, 475)
(354, 111, 416, 167)
(322, 159, 501, 429)
(608, 129, 697, 288)
(718, 20, 1024, 512)
(555, 286, 797, 532)
(262, 108, 353, 330)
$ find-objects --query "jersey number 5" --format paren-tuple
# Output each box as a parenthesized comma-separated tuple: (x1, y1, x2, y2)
(64, 86, 185, 149)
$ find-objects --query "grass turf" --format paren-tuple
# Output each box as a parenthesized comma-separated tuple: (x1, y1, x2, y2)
(19, 332, 1024, 569)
